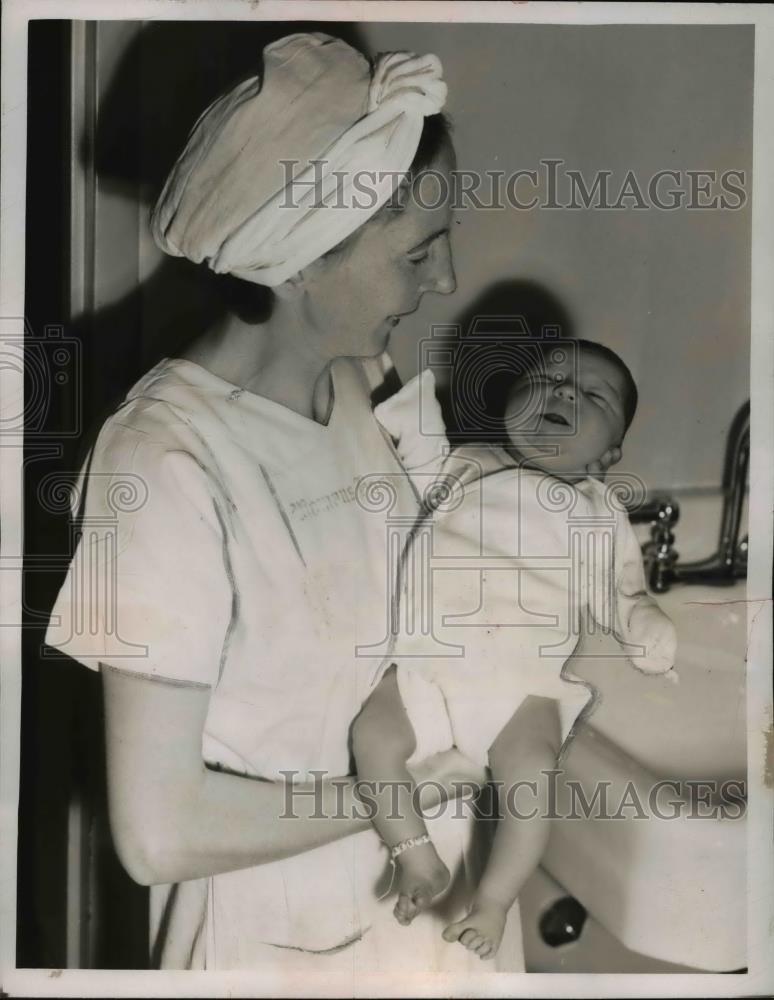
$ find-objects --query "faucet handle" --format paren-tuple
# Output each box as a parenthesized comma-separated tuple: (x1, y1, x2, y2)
(636, 497, 680, 593)
(653, 497, 680, 529)
(628, 496, 681, 528)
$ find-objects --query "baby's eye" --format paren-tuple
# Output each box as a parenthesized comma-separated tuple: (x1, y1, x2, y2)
(407, 253, 429, 266)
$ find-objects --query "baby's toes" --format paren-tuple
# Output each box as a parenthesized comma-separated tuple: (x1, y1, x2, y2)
(442, 918, 470, 943)
(476, 939, 494, 959)
(459, 928, 483, 951)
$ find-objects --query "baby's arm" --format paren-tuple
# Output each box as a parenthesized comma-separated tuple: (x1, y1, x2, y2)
(443, 696, 561, 960)
(351, 665, 451, 925)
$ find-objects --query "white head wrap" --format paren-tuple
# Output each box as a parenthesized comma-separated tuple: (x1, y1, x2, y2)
(150, 33, 447, 287)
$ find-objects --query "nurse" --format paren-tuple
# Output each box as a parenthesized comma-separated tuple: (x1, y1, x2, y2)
(46, 33, 541, 973)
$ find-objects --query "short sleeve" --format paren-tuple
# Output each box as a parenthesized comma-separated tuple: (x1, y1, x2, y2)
(45, 427, 233, 688)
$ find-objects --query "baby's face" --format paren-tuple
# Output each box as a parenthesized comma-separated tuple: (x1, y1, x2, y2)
(503, 347, 628, 478)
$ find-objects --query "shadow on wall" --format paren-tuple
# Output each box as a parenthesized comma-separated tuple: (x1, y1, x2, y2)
(62, 20, 375, 601)
(94, 21, 369, 200)
(435, 278, 576, 443)
(77, 20, 371, 423)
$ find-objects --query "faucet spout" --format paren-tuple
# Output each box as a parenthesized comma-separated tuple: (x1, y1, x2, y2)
(628, 401, 749, 593)
(717, 400, 750, 575)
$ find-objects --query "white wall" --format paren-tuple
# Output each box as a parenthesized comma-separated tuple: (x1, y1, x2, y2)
(359, 23, 753, 492)
(97, 21, 752, 494)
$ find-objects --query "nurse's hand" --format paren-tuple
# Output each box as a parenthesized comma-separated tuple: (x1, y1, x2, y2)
(409, 748, 488, 810)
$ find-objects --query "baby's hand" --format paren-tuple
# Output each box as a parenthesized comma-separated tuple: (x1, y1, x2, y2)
(627, 602, 677, 674)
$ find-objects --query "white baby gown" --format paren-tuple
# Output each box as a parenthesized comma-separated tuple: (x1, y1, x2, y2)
(374, 370, 677, 769)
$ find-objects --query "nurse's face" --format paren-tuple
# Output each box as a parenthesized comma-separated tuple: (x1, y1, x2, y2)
(294, 143, 458, 358)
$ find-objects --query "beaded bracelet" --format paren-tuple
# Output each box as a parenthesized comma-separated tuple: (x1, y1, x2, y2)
(378, 834, 432, 901)
(390, 833, 431, 861)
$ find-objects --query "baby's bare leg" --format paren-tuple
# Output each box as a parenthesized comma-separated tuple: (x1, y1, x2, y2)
(443, 696, 560, 960)
(352, 665, 450, 925)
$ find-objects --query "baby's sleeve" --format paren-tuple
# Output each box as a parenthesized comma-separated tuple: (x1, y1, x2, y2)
(612, 507, 678, 677)
(45, 425, 233, 689)
(373, 369, 449, 492)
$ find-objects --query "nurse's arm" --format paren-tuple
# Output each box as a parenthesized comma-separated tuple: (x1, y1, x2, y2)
(102, 666, 483, 887)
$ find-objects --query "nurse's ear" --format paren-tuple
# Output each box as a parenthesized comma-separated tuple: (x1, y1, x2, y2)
(273, 270, 307, 300)
(275, 250, 339, 300)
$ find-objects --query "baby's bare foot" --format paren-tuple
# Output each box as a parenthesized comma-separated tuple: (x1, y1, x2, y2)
(442, 897, 507, 960)
(393, 842, 450, 926)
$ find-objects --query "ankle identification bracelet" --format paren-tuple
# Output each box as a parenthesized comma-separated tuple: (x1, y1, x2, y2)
(377, 834, 432, 901)
(390, 833, 431, 861)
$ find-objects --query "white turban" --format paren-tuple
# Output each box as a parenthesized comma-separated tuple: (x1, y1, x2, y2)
(150, 33, 447, 287)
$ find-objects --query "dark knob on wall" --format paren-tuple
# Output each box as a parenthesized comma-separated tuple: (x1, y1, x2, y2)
(538, 896, 588, 947)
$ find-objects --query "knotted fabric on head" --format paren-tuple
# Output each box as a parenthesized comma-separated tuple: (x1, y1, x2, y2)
(150, 33, 447, 287)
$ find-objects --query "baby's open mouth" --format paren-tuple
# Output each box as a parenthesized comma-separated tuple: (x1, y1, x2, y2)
(541, 411, 570, 427)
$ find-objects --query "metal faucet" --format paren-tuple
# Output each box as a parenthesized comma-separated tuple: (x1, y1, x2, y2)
(628, 400, 749, 594)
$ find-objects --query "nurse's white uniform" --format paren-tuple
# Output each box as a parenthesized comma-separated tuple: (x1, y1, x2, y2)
(45, 355, 525, 972)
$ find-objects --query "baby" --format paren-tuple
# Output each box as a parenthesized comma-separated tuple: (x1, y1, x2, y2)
(351, 337, 677, 960)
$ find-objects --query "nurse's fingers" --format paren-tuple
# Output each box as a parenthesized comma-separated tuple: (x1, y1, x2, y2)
(394, 893, 416, 925)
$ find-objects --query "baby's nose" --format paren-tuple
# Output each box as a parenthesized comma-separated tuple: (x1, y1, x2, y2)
(553, 382, 576, 403)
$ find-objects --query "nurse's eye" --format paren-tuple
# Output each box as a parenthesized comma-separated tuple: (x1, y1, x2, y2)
(407, 252, 429, 266)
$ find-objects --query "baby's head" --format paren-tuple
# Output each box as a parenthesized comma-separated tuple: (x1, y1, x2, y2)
(502, 339, 638, 480)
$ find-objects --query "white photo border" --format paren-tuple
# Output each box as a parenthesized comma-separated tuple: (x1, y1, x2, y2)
(1, 2, 772, 997)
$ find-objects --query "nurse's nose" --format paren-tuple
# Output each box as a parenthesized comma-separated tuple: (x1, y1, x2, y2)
(422, 240, 457, 297)
(553, 381, 576, 403)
